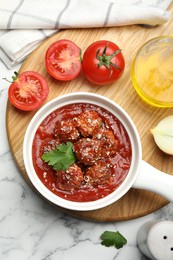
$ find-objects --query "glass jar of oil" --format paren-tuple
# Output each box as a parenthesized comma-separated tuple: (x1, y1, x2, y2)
(131, 36, 173, 107)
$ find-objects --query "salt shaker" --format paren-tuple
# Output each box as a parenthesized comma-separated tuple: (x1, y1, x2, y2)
(137, 220, 173, 260)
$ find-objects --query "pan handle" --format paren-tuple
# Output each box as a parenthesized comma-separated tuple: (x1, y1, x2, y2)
(132, 160, 173, 202)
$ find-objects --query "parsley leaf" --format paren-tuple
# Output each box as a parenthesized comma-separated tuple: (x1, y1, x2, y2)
(42, 142, 76, 171)
(100, 231, 127, 249)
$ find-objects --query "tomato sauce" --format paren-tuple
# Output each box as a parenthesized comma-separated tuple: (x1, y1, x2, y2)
(32, 103, 132, 202)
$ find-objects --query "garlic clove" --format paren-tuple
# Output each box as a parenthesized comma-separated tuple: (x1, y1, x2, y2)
(150, 115, 173, 155)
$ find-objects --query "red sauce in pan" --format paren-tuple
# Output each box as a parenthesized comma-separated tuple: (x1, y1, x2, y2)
(32, 103, 132, 202)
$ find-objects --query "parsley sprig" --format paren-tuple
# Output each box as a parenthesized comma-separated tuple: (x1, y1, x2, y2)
(100, 231, 127, 249)
(42, 142, 76, 171)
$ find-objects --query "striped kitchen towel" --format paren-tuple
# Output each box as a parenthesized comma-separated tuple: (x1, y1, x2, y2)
(0, 0, 172, 68)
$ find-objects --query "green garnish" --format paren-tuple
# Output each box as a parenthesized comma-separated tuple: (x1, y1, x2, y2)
(100, 231, 127, 249)
(42, 142, 76, 171)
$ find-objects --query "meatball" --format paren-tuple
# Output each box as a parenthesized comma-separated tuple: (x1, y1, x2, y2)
(55, 163, 83, 191)
(54, 119, 80, 143)
(74, 110, 102, 137)
(35, 137, 61, 172)
(41, 137, 60, 154)
(85, 160, 113, 186)
(73, 138, 103, 165)
(93, 128, 118, 157)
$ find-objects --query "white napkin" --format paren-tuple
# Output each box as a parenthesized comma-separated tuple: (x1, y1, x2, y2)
(0, 0, 172, 69)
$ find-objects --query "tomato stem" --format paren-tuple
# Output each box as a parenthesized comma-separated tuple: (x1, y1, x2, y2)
(2, 77, 12, 83)
(96, 43, 122, 76)
(12, 71, 19, 81)
(3, 71, 19, 84)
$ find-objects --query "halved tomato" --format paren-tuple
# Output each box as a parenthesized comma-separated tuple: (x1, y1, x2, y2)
(8, 71, 49, 111)
(45, 39, 81, 81)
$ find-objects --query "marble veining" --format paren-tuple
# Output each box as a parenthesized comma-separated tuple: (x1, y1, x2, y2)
(0, 60, 173, 260)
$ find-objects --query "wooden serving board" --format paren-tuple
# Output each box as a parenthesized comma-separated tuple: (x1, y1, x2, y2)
(6, 6, 173, 221)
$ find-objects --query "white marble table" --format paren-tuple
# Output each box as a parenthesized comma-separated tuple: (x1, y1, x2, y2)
(1, 60, 173, 260)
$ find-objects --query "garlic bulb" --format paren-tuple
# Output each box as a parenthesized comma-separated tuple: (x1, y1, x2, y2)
(150, 115, 173, 155)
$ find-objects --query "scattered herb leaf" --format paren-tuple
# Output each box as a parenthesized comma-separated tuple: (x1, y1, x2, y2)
(100, 231, 127, 249)
(42, 142, 76, 171)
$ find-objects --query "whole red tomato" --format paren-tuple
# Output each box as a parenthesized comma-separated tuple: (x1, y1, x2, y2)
(82, 40, 125, 85)
(45, 39, 81, 81)
(8, 71, 49, 111)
